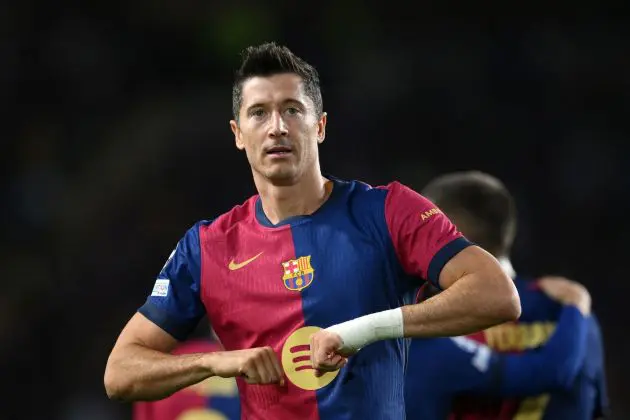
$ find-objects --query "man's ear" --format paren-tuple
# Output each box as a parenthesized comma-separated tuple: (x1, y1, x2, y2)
(230, 120, 245, 150)
(317, 112, 327, 144)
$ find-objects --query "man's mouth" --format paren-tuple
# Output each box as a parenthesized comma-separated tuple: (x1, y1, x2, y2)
(266, 145, 293, 156)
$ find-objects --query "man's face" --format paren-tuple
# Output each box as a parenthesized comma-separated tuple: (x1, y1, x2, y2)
(230, 73, 326, 185)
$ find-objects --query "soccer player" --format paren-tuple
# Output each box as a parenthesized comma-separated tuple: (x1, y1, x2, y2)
(406, 171, 609, 419)
(104, 43, 521, 419)
(132, 327, 240, 420)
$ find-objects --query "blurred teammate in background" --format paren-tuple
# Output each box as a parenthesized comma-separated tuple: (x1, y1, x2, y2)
(406, 171, 609, 419)
(104, 43, 521, 419)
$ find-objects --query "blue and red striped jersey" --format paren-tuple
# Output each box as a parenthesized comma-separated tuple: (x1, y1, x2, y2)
(132, 339, 240, 420)
(138, 177, 471, 419)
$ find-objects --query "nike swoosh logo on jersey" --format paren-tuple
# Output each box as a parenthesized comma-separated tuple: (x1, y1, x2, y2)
(228, 252, 263, 270)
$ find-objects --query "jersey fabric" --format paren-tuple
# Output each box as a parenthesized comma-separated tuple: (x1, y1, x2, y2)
(138, 177, 471, 420)
(405, 304, 589, 420)
(133, 339, 240, 420)
(447, 276, 609, 420)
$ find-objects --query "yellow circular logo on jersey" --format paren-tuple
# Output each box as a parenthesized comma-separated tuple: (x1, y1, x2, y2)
(281, 326, 340, 390)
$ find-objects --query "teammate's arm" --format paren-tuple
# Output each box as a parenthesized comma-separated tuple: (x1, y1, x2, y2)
(407, 277, 590, 400)
(433, 304, 586, 397)
(459, 278, 591, 396)
(104, 224, 283, 402)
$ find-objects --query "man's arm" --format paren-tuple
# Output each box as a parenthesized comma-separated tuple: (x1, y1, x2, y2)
(104, 223, 283, 401)
(402, 245, 520, 338)
(105, 312, 212, 401)
(105, 313, 283, 401)
(313, 247, 519, 371)
(310, 182, 519, 372)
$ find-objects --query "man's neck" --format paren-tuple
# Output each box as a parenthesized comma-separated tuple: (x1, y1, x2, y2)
(254, 168, 330, 225)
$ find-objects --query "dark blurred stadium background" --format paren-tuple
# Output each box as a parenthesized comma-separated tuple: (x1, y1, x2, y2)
(2, 3, 628, 419)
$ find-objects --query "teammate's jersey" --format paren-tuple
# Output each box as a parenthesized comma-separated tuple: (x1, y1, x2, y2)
(133, 340, 240, 420)
(445, 276, 608, 420)
(405, 303, 589, 419)
(138, 177, 471, 420)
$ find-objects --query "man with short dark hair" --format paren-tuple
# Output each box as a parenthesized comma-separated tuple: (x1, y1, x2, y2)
(104, 44, 521, 419)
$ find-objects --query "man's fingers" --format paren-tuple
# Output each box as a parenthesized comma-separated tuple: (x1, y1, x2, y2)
(328, 353, 346, 368)
(239, 348, 283, 385)
(262, 347, 283, 384)
(314, 350, 344, 373)
(240, 364, 260, 384)
(315, 347, 332, 369)
(309, 335, 318, 371)
(257, 348, 277, 384)
(310, 332, 348, 377)
(267, 348, 285, 386)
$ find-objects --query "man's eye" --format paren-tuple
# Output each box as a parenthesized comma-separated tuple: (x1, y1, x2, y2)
(251, 109, 265, 117)
(286, 107, 299, 115)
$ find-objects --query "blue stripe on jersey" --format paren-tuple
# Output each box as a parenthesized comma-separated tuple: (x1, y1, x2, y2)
(427, 236, 473, 288)
(290, 180, 411, 420)
(138, 220, 211, 341)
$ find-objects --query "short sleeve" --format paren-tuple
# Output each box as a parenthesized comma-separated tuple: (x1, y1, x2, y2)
(138, 222, 207, 341)
(383, 182, 472, 287)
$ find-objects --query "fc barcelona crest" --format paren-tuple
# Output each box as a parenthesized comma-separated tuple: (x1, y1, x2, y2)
(282, 256, 315, 291)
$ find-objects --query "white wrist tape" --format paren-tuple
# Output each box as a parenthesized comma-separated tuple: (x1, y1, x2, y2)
(325, 308, 404, 353)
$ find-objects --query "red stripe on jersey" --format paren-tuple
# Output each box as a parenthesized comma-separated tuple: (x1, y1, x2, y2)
(198, 199, 319, 420)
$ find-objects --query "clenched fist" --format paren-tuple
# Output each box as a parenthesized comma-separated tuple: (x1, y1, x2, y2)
(309, 330, 349, 377)
(208, 346, 285, 385)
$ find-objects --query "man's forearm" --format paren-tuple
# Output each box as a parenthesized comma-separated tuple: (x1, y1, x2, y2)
(323, 258, 520, 353)
(104, 343, 213, 402)
(402, 271, 521, 338)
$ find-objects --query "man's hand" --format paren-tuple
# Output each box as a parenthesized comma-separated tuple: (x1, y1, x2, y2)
(538, 276, 591, 316)
(207, 347, 285, 385)
(309, 330, 349, 377)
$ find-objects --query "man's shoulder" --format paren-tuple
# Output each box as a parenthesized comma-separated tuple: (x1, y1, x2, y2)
(337, 177, 413, 207)
(354, 179, 415, 196)
(194, 195, 258, 237)
(359, 179, 437, 211)
(330, 178, 394, 228)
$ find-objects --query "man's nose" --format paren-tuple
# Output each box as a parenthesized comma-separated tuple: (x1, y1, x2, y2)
(269, 112, 288, 137)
